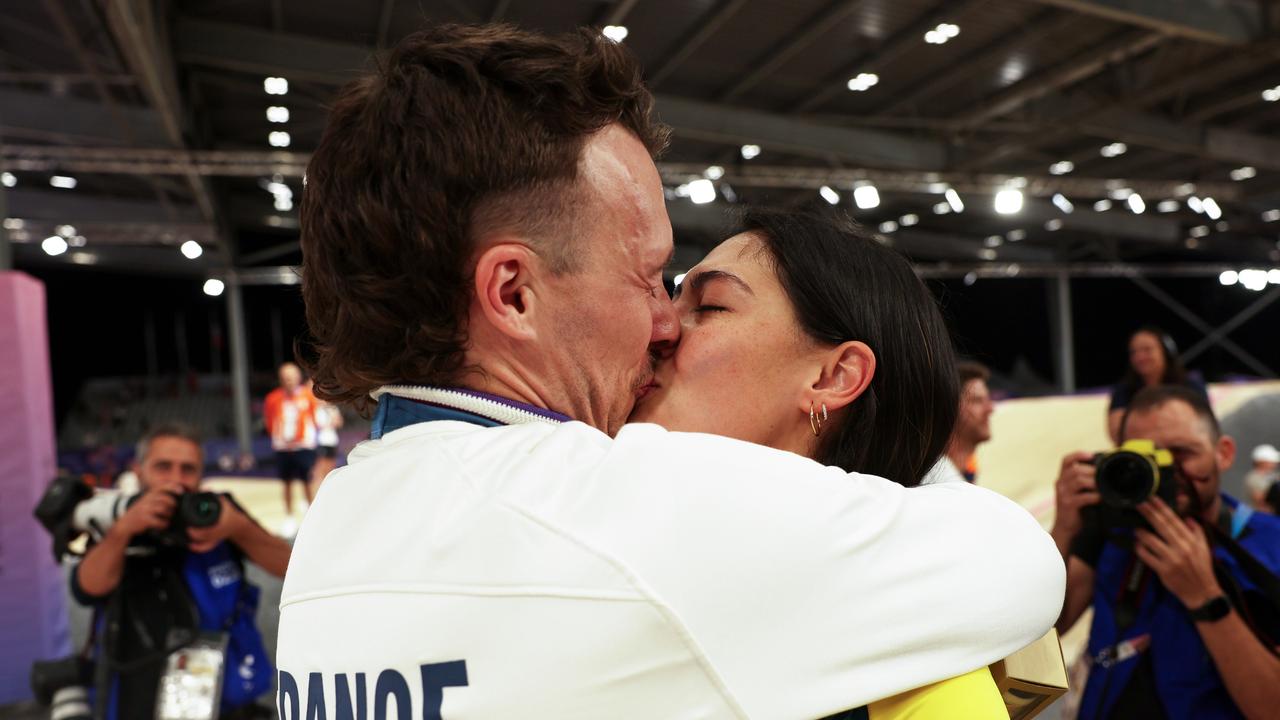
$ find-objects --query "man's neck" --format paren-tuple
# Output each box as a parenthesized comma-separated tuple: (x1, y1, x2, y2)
(1200, 493, 1224, 525)
(458, 362, 564, 419)
(946, 439, 976, 470)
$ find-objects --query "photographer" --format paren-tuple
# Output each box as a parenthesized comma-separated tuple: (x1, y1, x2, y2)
(72, 424, 290, 719)
(1053, 386, 1280, 719)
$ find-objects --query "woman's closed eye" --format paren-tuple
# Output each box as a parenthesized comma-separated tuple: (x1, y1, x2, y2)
(694, 305, 728, 313)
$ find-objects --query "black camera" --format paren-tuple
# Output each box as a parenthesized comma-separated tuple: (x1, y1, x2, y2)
(1089, 439, 1179, 528)
(30, 656, 93, 720)
(34, 475, 223, 556)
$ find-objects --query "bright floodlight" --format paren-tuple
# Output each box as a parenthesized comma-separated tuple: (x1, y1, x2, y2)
(673, 272, 687, 287)
(853, 184, 880, 209)
(1202, 197, 1222, 220)
(1229, 166, 1257, 181)
(1045, 218, 1064, 231)
(274, 196, 294, 211)
(1263, 209, 1280, 222)
(1263, 87, 1280, 102)
(900, 213, 919, 226)
(267, 106, 290, 123)
(1241, 269, 1268, 291)
(1049, 161, 1074, 175)
(264, 77, 288, 95)
(268, 131, 291, 148)
(924, 30, 945, 44)
(203, 278, 225, 296)
(687, 178, 716, 205)
(740, 144, 761, 160)
(49, 175, 77, 189)
(42, 235, 68, 256)
(1156, 199, 1179, 213)
(1007, 229, 1026, 242)
(944, 188, 964, 212)
(878, 221, 898, 233)
(938, 23, 960, 38)
(56, 224, 76, 237)
(819, 185, 840, 205)
(1126, 193, 1146, 214)
(602, 25, 628, 43)
(1186, 195, 1204, 213)
(1094, 199, 1112, 212)
(1190, 225, 1209, 237)
(933, 202, 951, 215)
(1099, 142, 1127, 158)
(1219, 270, 1238, 286)
(180, 240, 203, 259)
(0, 172, 14, 187)
(1052, 194, 1074, 214)
(1269, 269, 1280, 285)
(846, 73, 879, 92)
(993, 188, 1023, 215)
(704, 165, 724, 180)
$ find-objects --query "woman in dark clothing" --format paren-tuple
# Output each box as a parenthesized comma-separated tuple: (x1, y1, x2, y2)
(1106, 325, 1207, 442)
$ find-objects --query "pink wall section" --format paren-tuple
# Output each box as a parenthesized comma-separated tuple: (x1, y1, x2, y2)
(0, 271, 71, 703)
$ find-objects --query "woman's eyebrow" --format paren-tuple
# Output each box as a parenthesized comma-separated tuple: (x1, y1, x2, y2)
(685, 269, 754, 297)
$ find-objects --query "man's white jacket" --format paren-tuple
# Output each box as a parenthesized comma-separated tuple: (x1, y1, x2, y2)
(277, 418, 1063, 719)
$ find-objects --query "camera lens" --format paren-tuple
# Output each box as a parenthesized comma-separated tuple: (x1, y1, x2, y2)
(181, 492, 222, 528)
(1098, 452, 1157, 507)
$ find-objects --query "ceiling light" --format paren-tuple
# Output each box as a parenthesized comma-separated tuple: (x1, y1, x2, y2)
(49, 175, 77, 189)
(704, 165, 724, 180)
(268, 131, 291, 148)
(203, 278, 225, 296)
(1269, 269, 1280, 285)
(853, 184, 880, 209)
(963, 272, 977, 286)
(673, 272, 686, 286)
(740, 144, 761, 160)
(1263, 209, 1280, 222)
(1049, 161, 1074, 175)
(68, 252, 96, 265)
(1052, 193, 1074, 214)
(932, 202, 951, 215)
(926, 182, 948, 194)
(899, 213, 919, 226)
(56, 224, 76, 237)
(1241, 268, 1268, 291)
(1190, 225, 1209, 237)
(979, 248, 998, 261)
(266, 106, 290, 123)
(944, 188, 964, 212)
(819, 185, 841, 205)
(1186, 195, 1204, 213)
(1202, 197, 1222, 220)
(924, 30, 945, 44)
(1219, 270, 1238, 286)
(1229, 166, 1257, 181)
(1156, 199, 1179, 213)
(264, 77, 288, 95)
(1263, 86, 1280, 102)
(602, 25, 628, 43)
(67, 235, 86, 247)
(1045, 218, 1064, 231)
(2, 218, 22, 230)
(180, 240, 203, 259)
(1006, 229, 1027, 242)
(0, 172, 14, 187)
(687, 178, 716, 205)
(1108, 187, 1133, 200)
(1094, 199, 1112, 212)
(1215, 221, 1230, 232)
(1126, 193, 1146, 214)
(878, 221, 898, 233)
(984, 235, 1003, 247)
(846, 73, 879, 92)
(1174, 183, 1196, 196)
(993, 188, 1023, 214)
(274, 196, 293, 211)
(41, 235, 67, 256)
(938, 23, 960, 38)
(1099, 142, 1127, 158)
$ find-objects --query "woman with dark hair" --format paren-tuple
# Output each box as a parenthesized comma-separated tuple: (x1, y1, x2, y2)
(631, 207, 1011, 716)
(1105, 326, 1208, 443)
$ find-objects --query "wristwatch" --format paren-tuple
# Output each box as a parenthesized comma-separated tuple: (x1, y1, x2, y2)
(1189, 595, 1232, 623)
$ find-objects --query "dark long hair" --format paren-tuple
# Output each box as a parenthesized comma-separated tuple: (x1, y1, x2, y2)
(1119, 325, 1188, 393)
(735, 207, 959, 487)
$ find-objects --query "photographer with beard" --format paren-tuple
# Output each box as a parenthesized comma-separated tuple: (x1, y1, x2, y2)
(72, 424, 291, 719)
(1052, 386, 1280, 719)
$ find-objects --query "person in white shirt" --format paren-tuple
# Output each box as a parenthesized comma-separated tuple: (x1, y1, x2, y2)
(922, 362, 994, 486)
(278, 23, 1063, 720)
(1244, 443, 1280, 509)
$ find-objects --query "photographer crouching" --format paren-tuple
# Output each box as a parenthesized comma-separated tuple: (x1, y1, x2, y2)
(46, 424, 289, 719)
(1053, 386, 1280, 719)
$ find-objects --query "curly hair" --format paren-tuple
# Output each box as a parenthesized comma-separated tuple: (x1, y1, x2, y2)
(300, 24, 668, 412)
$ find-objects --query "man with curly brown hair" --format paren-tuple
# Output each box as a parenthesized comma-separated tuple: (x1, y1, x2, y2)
(277, 23, 1063, 719)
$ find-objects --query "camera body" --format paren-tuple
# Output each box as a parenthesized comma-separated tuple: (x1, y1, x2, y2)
(30, 656, 93, 720)
(34, 475, 223, 556)
(1089, 438, 1179, 529)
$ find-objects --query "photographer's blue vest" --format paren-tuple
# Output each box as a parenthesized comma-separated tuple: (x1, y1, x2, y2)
(1080, 496, 1280, 719)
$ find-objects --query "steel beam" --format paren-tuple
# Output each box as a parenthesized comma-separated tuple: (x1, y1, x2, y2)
(173, 18, 371, 85)
(647, 0, 749, 87)
(4, 189, 204, 224)
(225, 274, 254, 457)
(602, 0, 643, 25)
(1028, 0, 1263, 45)
(0, 89, 167, 146)
(656, 96, 948, 169)
(1048, 271, 1077, 392)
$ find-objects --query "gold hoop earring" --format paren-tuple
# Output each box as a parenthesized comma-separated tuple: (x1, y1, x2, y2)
(810, 402, 826, 436)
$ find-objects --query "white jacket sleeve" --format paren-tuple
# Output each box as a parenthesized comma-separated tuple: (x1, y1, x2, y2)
(552, 424, 1064, 719)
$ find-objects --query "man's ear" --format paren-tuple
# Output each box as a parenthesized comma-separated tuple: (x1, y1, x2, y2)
(805, 340, 876, 414)
(1217, 434, 1237, 473)
(472, 242, 541, 341)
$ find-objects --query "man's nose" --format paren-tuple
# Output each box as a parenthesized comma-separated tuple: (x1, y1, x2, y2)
(649, 292, 681, 359)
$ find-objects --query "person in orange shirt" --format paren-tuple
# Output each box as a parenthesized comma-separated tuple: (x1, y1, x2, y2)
(263, 362, 317, 529)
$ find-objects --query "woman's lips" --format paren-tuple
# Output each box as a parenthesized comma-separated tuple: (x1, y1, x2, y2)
(634, 381, 660, 403)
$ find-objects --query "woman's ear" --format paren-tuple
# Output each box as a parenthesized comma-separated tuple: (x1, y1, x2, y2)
(472, 242, 540, 341)
(806, 340, 875, 413)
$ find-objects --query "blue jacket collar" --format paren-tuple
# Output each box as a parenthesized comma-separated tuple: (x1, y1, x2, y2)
(369, 386, 570, 439)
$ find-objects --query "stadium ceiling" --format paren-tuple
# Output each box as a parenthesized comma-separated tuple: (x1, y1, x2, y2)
(3, 0, 1280, 275)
